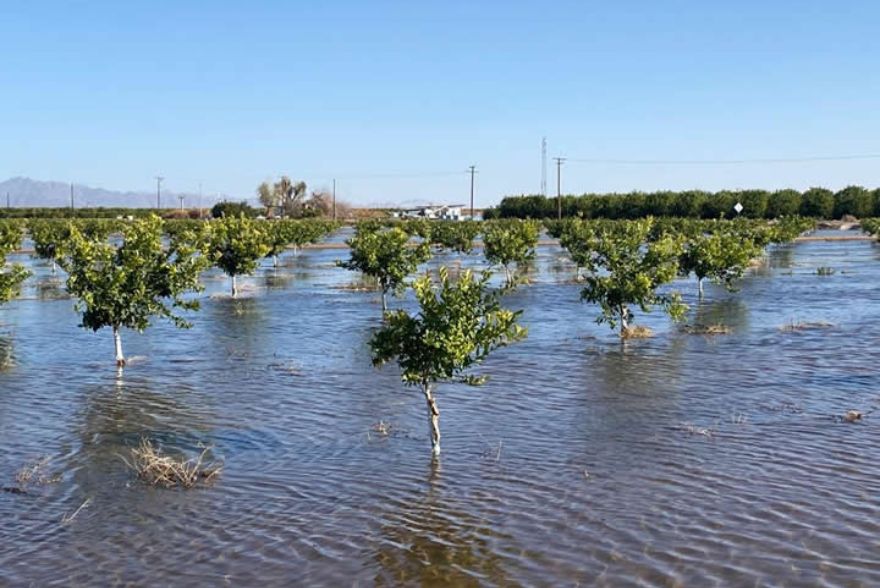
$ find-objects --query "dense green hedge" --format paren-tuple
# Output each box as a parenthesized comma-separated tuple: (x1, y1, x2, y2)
(484, 186, 880, 220)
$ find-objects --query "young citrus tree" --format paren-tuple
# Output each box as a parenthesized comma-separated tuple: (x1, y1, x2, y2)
(0, 221, 30, 304)
(430, 221, 481, 254)
(60, 216, 207, 367)
(679, 229, 762, 296)
(205, 215, 270, 297)
(569, 218, 686, 335)
(370, 267, 527, 456)
(338, 226, 431, 313)
(482, 220, 540, 287)
(28, 219, 73, 273)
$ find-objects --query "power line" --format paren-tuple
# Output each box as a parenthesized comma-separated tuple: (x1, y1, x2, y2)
(564, 153, 880, 165)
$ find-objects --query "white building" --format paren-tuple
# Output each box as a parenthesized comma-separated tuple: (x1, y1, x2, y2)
(393, 204, 465, 220)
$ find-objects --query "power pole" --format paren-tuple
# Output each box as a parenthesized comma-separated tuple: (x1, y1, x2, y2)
(553, 157, 565, 220)
(5, 192, 9, 209)
(70, 183, 75, 210)
(468, 165, 477, 220)
(198, 182, 203, 219)
(155, 176, 164, 209)
(541, 137, 547, 196)
(332, 178, 337, 222)
(178, 195, 185, 211)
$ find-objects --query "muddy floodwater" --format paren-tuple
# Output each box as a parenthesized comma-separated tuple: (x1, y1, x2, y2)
(1, 230, 879, 586)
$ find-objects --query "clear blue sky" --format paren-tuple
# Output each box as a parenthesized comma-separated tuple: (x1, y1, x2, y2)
(2, 1, 879, 207)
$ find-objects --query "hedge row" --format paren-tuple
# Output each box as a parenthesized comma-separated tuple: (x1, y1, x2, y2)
(484, 186, 880, 220)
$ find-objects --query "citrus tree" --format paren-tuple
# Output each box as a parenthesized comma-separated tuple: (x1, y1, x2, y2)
(338, 226, 431, 313)
(60, 216, 207, 367)
(679, 229, 762, 296)
(0, 221, 29, 304)
(482, 220, 540, 287)
(205, 215, 270, 297)
(28, 219, 72, 273)
(370, 267, 527, 456)
(566, 218, 686, 335)
(430, 221, 481, 254)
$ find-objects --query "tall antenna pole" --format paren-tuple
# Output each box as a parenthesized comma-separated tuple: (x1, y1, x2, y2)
(6, 192, 9, 210)
(155, 176, 164, 209)
(178, 195, 185, 211)
(553, 157, 565, 220)
(70, 183, 75, 210)
(541, 137, 547, 196)
(468, 165, 476, 220)
(198, 182, 203, 219)
(332, 178, 337, 221)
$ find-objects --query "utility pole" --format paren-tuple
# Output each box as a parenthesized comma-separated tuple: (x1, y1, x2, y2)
(553, 157, 565, 220)
(468, 165, 477, 220)
(178, 195, 185, 211)
(70, 183, 75, 210)
(198, 182, 203, 219)
(332, 178, 337, 222)
(541, 137, 547, 196)
(155, 176, 164, 209)
(5, 192, 9, 209)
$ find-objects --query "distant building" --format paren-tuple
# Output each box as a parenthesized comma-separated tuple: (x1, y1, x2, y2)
(393, 204, 465, 221)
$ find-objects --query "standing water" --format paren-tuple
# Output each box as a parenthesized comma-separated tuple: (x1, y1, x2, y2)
(1, 234, 879, 586)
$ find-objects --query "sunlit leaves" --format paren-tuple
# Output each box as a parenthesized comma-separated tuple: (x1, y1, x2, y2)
(59, 215, 207, 335)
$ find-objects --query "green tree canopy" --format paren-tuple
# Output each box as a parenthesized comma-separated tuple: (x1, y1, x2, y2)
(59, 216, 207, 366)
(205, 215, 270, 297)
(339, 226, 431, 312)
(370, 267, 527, 456)
(0, 221, 29, 305)
(482, 220, 540, 286)
(564, 218, 686, 335)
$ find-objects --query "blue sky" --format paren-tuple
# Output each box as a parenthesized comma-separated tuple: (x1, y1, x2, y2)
(1, 1, 879, 206)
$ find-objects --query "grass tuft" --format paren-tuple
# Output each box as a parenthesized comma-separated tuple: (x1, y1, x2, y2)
(123, 439, 222, 489)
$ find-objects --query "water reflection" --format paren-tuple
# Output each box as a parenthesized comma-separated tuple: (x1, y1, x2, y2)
(372, 461, 513, 586)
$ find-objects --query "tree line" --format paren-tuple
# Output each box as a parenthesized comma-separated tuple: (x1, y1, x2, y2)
(484, 186, 880, 220)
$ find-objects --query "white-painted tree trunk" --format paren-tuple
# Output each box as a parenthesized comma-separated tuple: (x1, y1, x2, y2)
(273, 254, 278, 268)
(698, 277, 704, 297)
(381, 288, 388, 313)
(113, 326, 125, 367)
(619, 305, 630, 337)
(232, 275, 238, 298)
(423, 384, 441, 456)
(51, 260, 57, 274)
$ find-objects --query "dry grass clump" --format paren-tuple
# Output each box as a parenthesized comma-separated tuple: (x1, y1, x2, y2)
(682, 324, 732, 335)
(15, 456, 62, 487)
(123, 439, 222, 489)
(621, 325, 653, 339)
(779, 320, 834, 333)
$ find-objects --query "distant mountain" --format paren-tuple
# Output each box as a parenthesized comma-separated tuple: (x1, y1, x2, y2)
(0, 177, 231, 209)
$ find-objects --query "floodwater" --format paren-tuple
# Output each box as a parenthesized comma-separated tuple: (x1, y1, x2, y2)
(1, 229, 879, 586)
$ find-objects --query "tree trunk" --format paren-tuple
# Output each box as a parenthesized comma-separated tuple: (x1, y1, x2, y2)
(619, 305, 630, 337)
(698, 277, 704, 297)
(51, 260, 57, 274)
(504, 265, 512, 286)
(423, 384, 441, 456)
(113, 326, 125, 367)
(273, 254, 278, 268)
(232, 275, 238, 298)
(381, 287, 388, 313)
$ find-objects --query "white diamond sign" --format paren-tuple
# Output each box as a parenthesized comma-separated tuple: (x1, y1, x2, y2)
(734, 202, 744, 214)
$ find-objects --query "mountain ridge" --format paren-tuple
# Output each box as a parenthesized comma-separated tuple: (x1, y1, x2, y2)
(0, 177, 230, 208)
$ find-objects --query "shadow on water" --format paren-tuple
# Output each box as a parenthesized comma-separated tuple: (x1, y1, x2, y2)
(371, 460, 514, 587)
